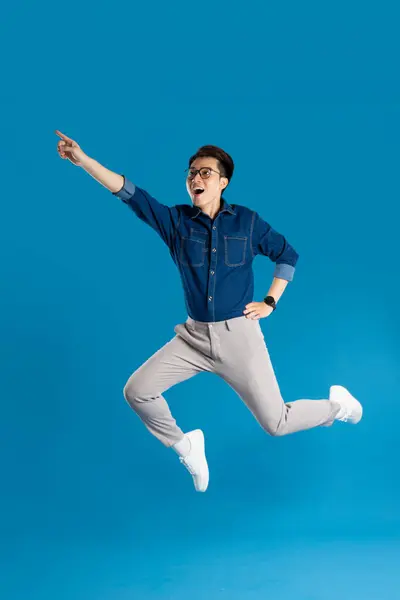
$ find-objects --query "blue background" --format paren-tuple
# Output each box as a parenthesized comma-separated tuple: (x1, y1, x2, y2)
(1, 1, 399, 598)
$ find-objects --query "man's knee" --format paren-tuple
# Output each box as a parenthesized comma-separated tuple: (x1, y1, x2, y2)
(123, 375, 144, 407)
(259, 410, 289, 437)
(269, 424, 287, 437)
(260, 421, 286, 437)
(123, 373, 159, 409)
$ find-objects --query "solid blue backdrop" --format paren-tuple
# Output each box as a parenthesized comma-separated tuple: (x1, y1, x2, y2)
(1, 1, 399, 598)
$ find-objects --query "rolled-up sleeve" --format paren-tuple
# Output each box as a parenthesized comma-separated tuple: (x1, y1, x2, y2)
(252, 211, 299, 282)
(113, 175, 179, 249)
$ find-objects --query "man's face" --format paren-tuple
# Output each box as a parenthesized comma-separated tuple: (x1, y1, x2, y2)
(186, 157, 228, 206)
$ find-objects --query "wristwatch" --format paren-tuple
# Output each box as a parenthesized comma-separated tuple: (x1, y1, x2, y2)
(263, 295, 277, 311)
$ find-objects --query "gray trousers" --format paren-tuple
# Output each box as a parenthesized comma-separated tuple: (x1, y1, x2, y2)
(123, 315, 340, 446)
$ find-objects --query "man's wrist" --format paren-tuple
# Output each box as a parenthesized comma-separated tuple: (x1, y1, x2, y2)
(79, 153, 93, 170)
(263, 295, 277, 311)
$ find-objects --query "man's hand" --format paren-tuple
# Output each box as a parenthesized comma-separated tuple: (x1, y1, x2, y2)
(243, 301, 274, 320)
(55, 130, 124, 193)
(56, 130, 88, 167)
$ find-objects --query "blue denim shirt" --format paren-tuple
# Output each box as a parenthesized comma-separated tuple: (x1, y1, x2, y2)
(113, 176, 299, 322)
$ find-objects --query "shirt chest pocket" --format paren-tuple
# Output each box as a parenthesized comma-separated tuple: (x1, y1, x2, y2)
(224, 235, 248, 267)
(179, 228, 208, 267)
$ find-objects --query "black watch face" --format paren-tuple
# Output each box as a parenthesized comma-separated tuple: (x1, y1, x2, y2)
(265, 297, 274, 305)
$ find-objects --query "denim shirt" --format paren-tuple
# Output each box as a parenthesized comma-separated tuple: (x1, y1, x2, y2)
(113, 176, 299, 323)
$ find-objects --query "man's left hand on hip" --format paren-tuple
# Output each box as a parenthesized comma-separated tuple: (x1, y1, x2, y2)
(243, 302, 274, 320)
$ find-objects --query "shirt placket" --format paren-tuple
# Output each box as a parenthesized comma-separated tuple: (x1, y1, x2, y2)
(208, 220, 219, 321)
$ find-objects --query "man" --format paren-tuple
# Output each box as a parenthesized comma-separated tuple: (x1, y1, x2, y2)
(56, 130, 363, 493)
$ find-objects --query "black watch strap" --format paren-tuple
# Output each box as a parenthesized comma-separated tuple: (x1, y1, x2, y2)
(263, 295, 277, 311)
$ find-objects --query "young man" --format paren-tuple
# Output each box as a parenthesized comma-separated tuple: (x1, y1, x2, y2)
(56, 130, 363, 493)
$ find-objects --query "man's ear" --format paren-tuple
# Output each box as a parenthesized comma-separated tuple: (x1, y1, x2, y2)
(220, 177, 228, 191)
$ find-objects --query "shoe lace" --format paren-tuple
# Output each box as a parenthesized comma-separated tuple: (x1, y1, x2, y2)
(339, 408, 351, 422)
(180, 456, 196, 475)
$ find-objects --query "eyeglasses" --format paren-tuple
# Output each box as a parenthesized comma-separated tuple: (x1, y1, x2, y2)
(185, 167, 222, 180)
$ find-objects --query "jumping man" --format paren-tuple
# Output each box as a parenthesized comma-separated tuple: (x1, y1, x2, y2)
(56, 130, 363, 492)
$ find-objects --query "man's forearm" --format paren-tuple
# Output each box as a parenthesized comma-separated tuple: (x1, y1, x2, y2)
(80, 155, 124, 194)
(266, 277, 289, 304)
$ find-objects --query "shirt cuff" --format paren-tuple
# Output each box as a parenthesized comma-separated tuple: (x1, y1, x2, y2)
(273, 263, 295, 282)
(112, 175, 136, 203)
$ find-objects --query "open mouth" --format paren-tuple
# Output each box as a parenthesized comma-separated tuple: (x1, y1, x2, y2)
(193, 187, 205, 196)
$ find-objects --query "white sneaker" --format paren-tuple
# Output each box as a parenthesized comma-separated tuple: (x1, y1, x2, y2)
(179, 429, 209, 492)
(330, 385, 363, 424)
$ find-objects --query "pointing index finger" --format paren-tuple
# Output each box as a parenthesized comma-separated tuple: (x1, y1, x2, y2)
(55, 130, 73, 142)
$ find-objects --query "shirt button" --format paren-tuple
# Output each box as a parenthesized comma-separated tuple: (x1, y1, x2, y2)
(210, 270, 214, 275)
(212, 248, 216, 252)
(209, 296, 212, 301)
(213, 226, 216, 230)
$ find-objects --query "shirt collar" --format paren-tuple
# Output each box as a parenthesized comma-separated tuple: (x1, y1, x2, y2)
(190, 197, 235, 219)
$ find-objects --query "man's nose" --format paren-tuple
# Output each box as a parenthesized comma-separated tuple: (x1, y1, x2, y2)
(193, 172, 204, 183)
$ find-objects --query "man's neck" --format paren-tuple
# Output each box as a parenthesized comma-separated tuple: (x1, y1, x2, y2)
(198, 197, 223, 220)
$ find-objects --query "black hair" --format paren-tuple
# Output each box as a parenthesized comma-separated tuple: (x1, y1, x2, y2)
(188, 145, 235, 187)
